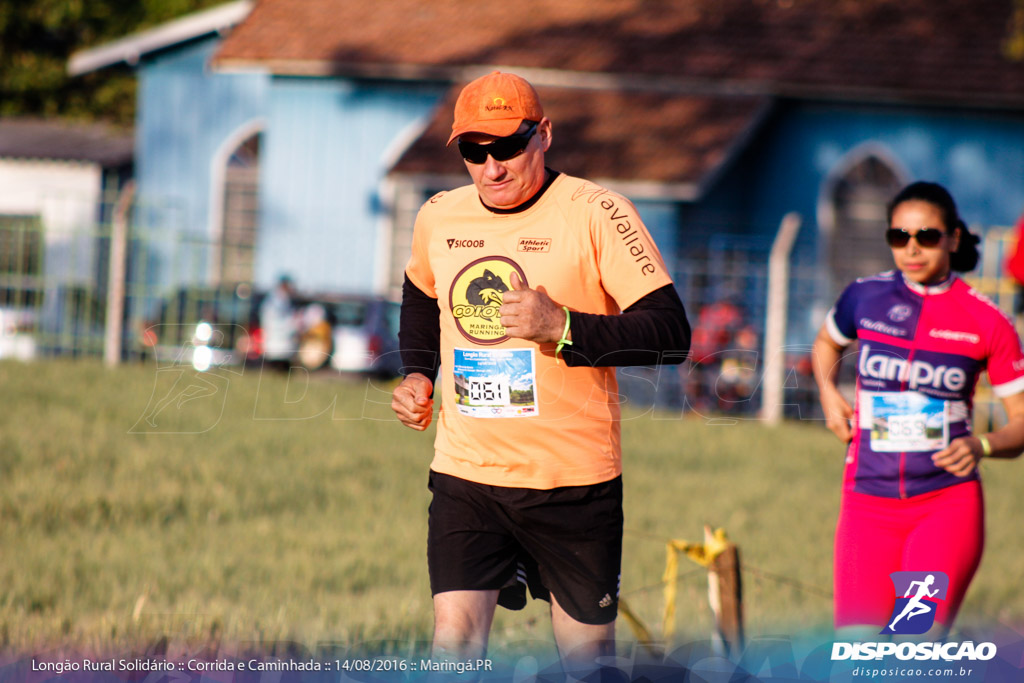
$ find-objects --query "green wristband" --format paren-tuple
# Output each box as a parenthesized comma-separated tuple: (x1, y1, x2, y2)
(555, 306, 573, 363)
(979, 434, 992, 457)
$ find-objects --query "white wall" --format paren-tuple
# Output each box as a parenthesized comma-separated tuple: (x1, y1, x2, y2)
(0, 157, 103, 281)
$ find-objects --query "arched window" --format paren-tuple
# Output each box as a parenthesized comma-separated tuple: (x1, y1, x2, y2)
(218, 133, 261, 285)
(824, 153, 905, 299)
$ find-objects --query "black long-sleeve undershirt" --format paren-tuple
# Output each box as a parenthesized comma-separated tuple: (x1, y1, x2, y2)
(560, 283, 690, 367)
(399, 275, 442, 381)
(399, 275, 690, 383)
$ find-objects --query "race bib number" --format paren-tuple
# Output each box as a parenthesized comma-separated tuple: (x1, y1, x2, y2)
(860, 391, 949, 452)
(452, 348, 538, 418)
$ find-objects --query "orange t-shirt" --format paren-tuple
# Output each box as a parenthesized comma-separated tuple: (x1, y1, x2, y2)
(405, 173, 674, 489)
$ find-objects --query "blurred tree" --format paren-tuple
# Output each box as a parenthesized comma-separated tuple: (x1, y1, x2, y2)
(0, 0, 226, 126)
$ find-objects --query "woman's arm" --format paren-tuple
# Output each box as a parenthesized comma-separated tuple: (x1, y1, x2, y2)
(932, 392, 1024, 477)
(812, 323, 854, 443)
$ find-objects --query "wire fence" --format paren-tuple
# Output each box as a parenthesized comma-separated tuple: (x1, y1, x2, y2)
(1, 192, 1020, 429)
(623, 223, 1021, 429)
(618, 229, 823, 422)
(967, 225, 1020, 431)
(0, 191, 258, 364)
(610, 528, 835, 655)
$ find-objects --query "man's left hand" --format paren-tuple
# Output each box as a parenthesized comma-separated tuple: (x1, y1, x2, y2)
(499, 272, 567, 343)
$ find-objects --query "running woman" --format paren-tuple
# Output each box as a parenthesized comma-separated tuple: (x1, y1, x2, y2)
(812, 181, 1024, 638)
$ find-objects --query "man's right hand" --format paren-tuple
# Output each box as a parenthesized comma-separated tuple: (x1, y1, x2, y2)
(392, 372, 434, 431)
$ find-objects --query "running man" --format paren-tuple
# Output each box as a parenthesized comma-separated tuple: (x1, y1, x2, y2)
(391, 71, 690, 674)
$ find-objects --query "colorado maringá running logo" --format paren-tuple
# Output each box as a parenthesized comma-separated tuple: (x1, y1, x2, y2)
(449, 256, 527, 344)
(881, 571, 949, 635)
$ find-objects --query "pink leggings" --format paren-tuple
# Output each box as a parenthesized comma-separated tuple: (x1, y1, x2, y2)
(833, 480, 984, 630)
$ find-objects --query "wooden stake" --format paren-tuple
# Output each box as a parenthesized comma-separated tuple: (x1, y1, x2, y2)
(705, 526, 744, 658)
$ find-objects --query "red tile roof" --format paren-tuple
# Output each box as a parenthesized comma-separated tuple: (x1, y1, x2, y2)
(213, 0, 1024, 187)
(392, 88, 769, 192)
(215, 0, 1024, 106)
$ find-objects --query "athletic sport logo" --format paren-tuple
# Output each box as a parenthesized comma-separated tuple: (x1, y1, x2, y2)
(449, 256, 527, 344)
(517, 237, 551, 253)
(881, 571, 949, 635)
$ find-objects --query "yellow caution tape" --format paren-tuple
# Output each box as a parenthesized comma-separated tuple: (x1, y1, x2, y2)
(617, 597, 654, 645)
(662, 528, 730, 642)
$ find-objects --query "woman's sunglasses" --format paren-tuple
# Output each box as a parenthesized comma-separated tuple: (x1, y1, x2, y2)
(885, 227, 946, 249)
(458, 122, 539, 164)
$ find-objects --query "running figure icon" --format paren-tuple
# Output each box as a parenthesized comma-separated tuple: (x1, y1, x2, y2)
(888, 574, 939, 631)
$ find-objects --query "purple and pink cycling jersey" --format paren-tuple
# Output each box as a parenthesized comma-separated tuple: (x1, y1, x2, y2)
(826, 271, 1024, 498)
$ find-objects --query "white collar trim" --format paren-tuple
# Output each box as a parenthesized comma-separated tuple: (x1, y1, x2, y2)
(901, 272, 955, 295)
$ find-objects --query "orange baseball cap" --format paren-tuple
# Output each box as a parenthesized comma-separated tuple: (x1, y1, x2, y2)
(447, 71, 544, 146)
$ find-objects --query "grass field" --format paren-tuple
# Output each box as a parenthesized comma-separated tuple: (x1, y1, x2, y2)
(2, 359, 1024, 662)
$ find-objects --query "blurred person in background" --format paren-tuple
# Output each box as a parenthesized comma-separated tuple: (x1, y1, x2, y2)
(686, 298, 758, 414)
(260, 275, 297, 368)
(1004, 211, 1024, 319)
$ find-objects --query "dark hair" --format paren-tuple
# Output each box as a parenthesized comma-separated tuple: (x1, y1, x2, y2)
(886, 181, 980, 272)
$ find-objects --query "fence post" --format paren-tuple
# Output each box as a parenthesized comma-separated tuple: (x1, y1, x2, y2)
(104, 181, 135, 368)
(760, 212, 801, 425)
(705, 524, 744, 658)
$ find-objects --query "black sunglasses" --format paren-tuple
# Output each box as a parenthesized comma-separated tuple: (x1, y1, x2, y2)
(458, 121, 539, 164)
(885, 227, 946, 249)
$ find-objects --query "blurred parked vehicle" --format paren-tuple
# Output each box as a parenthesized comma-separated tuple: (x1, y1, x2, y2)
(141, 286, 401, 377)
(2, 285, 143, 361)
(140, 285, 260, 371)
(0, 305, 37, 360)
(292, 294, 402, 377)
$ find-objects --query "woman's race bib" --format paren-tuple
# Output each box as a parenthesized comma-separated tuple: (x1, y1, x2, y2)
(859, 391, 954, 452)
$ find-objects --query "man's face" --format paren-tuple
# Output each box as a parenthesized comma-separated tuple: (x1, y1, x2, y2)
(460, 118, 552, 210)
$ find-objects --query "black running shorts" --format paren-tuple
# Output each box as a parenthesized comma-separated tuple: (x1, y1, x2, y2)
(427, 470, 623, 625)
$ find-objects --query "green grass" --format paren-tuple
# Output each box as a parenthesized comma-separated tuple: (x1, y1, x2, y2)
(2, 359, 1023, 659)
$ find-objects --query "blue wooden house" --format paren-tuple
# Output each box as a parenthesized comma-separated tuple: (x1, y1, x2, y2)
(69, 1, 270, 294)
(70, 0, 1024, 351)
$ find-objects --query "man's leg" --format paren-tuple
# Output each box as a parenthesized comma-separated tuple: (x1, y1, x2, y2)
(432, 589, 500, 660)
(550, 592, 615, 672)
